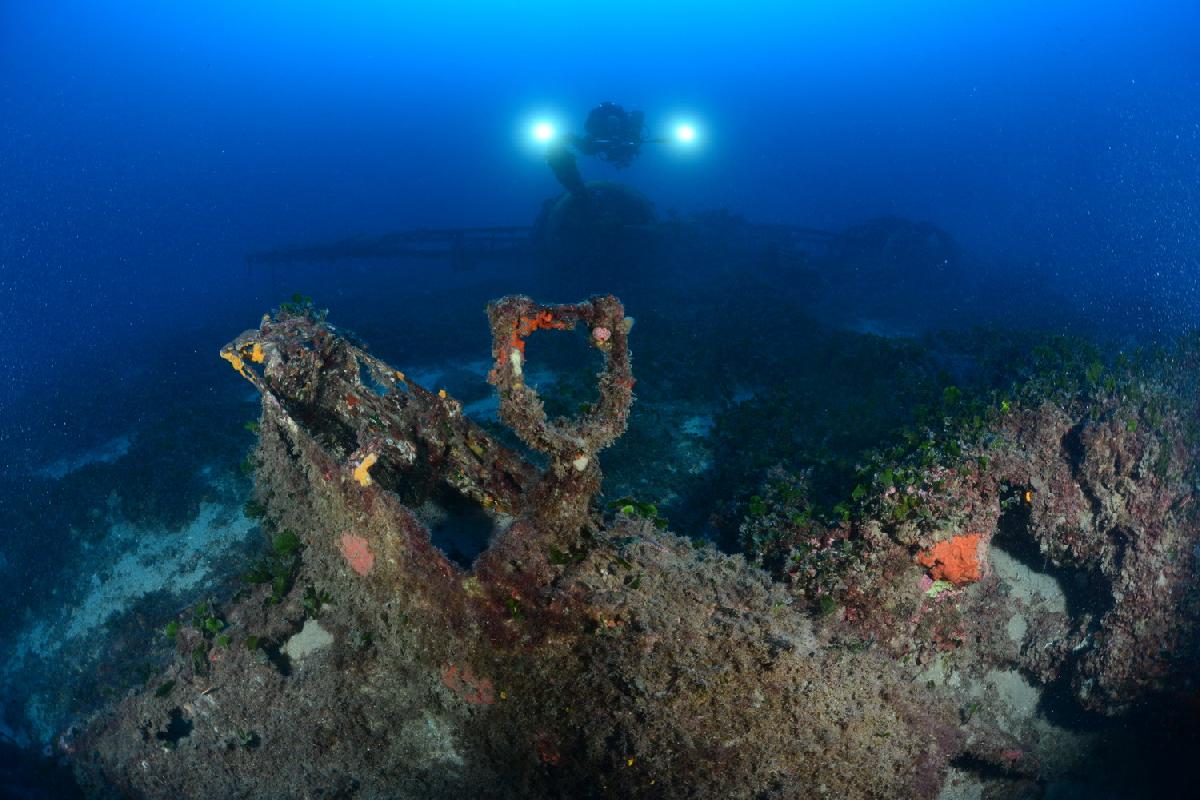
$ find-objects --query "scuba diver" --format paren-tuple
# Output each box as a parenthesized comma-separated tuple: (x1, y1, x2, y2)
(573, 101, 646, 167)
(533, 101, 694, 280)
(543, 102, 653, 198)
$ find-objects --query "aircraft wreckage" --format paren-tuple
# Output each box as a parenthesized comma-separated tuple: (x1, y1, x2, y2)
(74, 295, 1200, 799)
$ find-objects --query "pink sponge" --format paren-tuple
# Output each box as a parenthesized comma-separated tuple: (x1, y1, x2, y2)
(339, 533, 375, 576)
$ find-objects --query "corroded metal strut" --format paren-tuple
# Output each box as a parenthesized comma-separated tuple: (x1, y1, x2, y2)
(220, 295, 634, 566)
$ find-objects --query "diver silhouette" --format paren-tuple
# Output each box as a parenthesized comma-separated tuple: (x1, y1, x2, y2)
(571, 102, 646, 168)
(544, 102, 650, 196)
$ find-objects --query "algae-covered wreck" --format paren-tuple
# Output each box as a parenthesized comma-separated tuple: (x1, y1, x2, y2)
(75, 297, 1200, 799)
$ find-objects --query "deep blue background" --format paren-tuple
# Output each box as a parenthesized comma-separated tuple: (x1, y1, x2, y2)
(2, 0, 1199, 468)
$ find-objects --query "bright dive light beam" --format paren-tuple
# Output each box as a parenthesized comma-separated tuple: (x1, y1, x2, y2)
(675, 123, 697, 143)
(532, 121, 556, 143)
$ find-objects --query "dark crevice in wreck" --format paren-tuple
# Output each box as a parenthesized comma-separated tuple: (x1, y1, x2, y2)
(992, 486, 1117, 730)
(1060, 421, 1104, 521)
(948, 752, 1034, 785)
(154, 708, 193, 745)
(993, 484, 1110, 624)
(419, 484, 509, 568)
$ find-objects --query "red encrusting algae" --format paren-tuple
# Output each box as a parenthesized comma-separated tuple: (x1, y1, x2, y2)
(441, 663, 495, 706)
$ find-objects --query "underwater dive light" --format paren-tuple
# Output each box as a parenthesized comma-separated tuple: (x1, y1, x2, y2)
(674, 123, 697, 144)
(532, 120, 557, 143)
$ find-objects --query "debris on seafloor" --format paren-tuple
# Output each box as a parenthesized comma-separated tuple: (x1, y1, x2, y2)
(73, 295, 982, 799)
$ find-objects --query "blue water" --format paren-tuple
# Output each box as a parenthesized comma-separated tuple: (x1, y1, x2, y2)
(2, 1, 1199, 796)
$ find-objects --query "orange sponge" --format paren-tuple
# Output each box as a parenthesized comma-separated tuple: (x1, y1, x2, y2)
(510, 311, 571, 355)
(917, 533, 984, 586)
